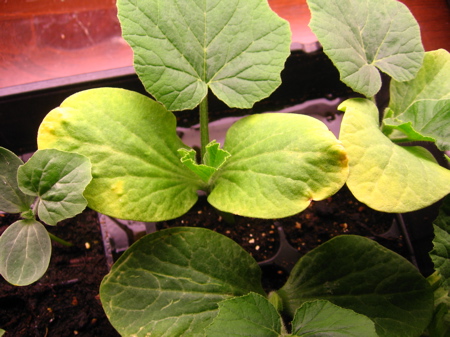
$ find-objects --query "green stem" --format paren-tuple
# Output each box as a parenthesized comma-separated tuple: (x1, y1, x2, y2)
(48, 232, 73, 247)
(199, 94, 210, 163)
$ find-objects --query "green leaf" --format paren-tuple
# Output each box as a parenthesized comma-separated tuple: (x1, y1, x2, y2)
(339, 98, 450, 212)
(208, 113, 349, 218)
(431, 195, 450, 289)
(17, 149, 92, 226)
(383, 99, 449, 148)
(388, 49, 450, 116)
(307, 0, 424, 97)
(0, 219, 51, 286)
(206, 293, 282, 337)
(100, 227, 265, 337)
(117, 0, 291, 110)
(0, 147, 34, 213)
(178, 140, 231, 183)
(291, 300, 378, 337)
(277, 235, 433, 337)
(37, 88, 204, 222)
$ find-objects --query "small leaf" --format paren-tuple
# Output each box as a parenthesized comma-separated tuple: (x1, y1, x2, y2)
(292, 300, 378, 337)
(277, 235, 433, 337)
(179, 140, 231, 183)
(339, 98, 450, 212)
(37, 88, 204, 222)
(100, 227, 265, 337)
(430, 195, 450, 289)
(307, 0, 424, 97)
(388, 49, 450, 116)
(0, 219, 51, 286)
(17, 149, 92, 226)
(203, 140, 231, 169)
(117, 0, 291, 110)
(0, 147, 34, 213)
(206, 293, 282, 337)
(208, 113, 349, 218)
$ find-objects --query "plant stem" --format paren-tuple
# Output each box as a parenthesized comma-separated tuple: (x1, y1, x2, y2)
(48, 232, 73, 247)
(199, 94, 210, 163)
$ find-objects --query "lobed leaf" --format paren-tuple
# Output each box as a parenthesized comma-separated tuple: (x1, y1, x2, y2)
(0, 147, 34, 213)
(0, 219, 51, 286)
(117, 0, 291, 110)
(17, 149, 92, 226)
(208, 113, 349, 218)
(307, 0, 424, 97)
(100, 227, 265, 337)
(388, 49, 450, 116)
(37, 88, 204, 222)
(339, 98, 450, 212)
(383, 50, 450, 151)
(292, 300, 378, 337)
(277, 235, 434, 337)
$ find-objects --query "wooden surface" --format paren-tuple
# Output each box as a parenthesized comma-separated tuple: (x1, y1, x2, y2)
(0, 0, 449, 89)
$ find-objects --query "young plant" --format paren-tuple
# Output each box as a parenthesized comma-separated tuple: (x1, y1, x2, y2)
(0, 147, 91, 285)
(99, 226, 434, 337)
(36, 0, 349, 222)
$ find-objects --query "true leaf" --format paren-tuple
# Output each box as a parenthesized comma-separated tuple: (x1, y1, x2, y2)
(178, 140, 231, 183)
(100, 227, 265, 337)
(206, 293, 282, 337)
(208, 113, 349, 218)
(307, 0, 424, 97)
(0, 219, 51, 286)
(117, 0, 291, 110)
(291, 300, 378, 337)
(339, 98, 450, 213)
(383, 49, 450, 150)
(17, 149, 92, 226)
(277, 235, 433, 337)
(0, 147, 34, 213)
(37, 88, 204, 222)
(430, 195, 450, 289)
(388, 49, 450, 116)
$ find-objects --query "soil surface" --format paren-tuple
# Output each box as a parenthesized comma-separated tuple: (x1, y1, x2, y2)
(0, 210, 121, 337)
(0, 185, 406, 336)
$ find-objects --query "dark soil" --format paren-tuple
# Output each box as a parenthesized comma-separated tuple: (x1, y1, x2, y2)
(0, 210, 121, 337)
(0, 184, 406, 337)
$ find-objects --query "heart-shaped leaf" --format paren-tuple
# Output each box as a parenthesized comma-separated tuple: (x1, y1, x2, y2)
(0, 219, 51, 286)
(307, 0, 424, 97)
(17, 149, 92, 226)
(208, 113, 349, 218)
(292, 300, 378, 337)
(38, 88, 204, 222)
(277, 235, 434, 337)
(0, 147, 34, 213)
(206, 293, 282, 337)
(117, 0, 291, 110)
(339, 98, 450, 212)
(100, 227, 265, 337)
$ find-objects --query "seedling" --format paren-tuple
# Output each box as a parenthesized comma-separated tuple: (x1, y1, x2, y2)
(0, 147, 91, 285)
